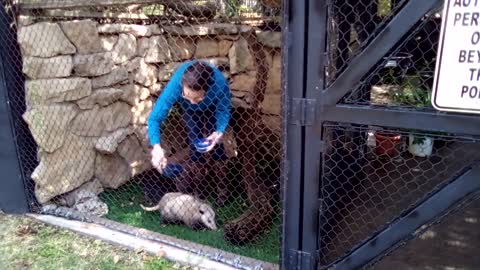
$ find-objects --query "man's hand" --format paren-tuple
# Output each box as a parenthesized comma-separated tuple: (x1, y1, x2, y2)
(204, 131, 223, 152)
(151, 144, 167, 172)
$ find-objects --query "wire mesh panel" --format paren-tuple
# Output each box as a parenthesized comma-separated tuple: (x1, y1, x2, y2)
(326, 0, 407, 84)
(340, 4, 443, 110)
(319, 1, 480, 268)
(2, 0, 284, 267)
(372, 196, 480, 270)
(318, 123, 480, 267)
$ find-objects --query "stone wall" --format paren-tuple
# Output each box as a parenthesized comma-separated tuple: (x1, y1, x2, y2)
(17, 19, 282, 205)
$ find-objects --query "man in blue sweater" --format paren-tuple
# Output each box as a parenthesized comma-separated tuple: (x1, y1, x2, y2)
(147, 60, 231, 204)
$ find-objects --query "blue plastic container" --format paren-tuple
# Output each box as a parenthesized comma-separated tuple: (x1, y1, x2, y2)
(194, 138, 212, 153)
(161, 163, 183, 178)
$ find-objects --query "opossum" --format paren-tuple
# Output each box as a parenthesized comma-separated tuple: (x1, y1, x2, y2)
(140, 192, 217, 230)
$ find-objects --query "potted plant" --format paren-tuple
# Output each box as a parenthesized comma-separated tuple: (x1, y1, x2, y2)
(374, 131, 403, 157)
(392, 73, 435, 157)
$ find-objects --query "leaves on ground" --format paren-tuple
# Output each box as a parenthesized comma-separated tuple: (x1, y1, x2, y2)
(0, 214, 175, 270)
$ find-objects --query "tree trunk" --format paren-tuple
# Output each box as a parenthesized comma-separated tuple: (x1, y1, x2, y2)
(223, 29, 275, 245)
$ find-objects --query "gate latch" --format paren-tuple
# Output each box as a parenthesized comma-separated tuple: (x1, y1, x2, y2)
(290, 98, 317, 126)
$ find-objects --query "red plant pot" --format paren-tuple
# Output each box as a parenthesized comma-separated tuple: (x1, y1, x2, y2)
(375, 132, 402, 157)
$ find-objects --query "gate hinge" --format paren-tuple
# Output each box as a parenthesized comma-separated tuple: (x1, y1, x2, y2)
(290, 98, 317, 126)
(288, 249, 316, 270)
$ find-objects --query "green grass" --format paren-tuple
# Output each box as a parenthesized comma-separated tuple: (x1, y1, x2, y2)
(0, 214, 174, 270)
(100, 182, 281, 264)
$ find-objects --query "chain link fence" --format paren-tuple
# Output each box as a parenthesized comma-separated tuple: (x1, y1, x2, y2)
(326, 0, 407, 84)
(2, 0, 283, 267)
(319, 123, 480, 267)
(335, 1, 441, 111)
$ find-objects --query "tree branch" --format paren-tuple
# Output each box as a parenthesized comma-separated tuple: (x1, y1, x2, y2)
(18, 0, 217, 19)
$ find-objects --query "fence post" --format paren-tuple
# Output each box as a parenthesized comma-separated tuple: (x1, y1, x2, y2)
(0, 3, 30, 214)
(300, 0, 328, 268)
(281, 0, 308, 269)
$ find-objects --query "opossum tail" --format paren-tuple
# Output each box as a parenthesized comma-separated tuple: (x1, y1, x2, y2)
(140, 203, 161, 212)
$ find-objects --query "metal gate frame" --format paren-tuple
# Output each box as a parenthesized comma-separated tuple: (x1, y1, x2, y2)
(282, 0, 480, 269)
(0, 2, 31, 214)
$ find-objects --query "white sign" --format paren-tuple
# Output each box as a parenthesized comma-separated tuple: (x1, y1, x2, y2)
(432, 0, 480, 114)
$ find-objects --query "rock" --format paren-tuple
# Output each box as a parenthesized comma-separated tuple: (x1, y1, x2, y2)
(370, 85, 399, 105)
(131, 98, 154, 125)
(95, 153, 131, 189)
(137, 85, 152, 100)
(199, 57, 229, 70)
(144, 36, 172, 64)
(134, 59, 158, 87)
(71, 102, 132, 136)
(111, 33, 137, 64)
(257, 31, 282, 48)
(95, 127, 134, 154)
(158, 62, 181, 81)
(40, 204, 58, 213)
(91, 67, 129, 89)
(117, 134, 151, 176)
(229, 37, 254, 74)
(194, 39, 219, 58)
(58, 179, 104, 207)
(136, 37, 150, 57)
(267, 52, 282, 94)
(79, 179, 104, 195)
(218, 35, 240, 41)
(32, 134, 95, 204)
(26, 78, 91, 106)
(163, 23, 252, 36)
(230, 71, 256, 92)
(223, 72, 231, 80)
(100, 35, 118, 51)
(232, 97, 250, 109)
(261, 94, 281, 115)
(76, 88, 124, 109)
(133, 125, 151, 152)
(73, 52, 115, 76)
(18, 22, 76, 57)
(118, 84, 137, 105)
(231, 90, 254, 105)
(23, 104, 78, 153)
(73, 196, 109, 217)
(97, 24, 162, 37)
(218, 40, 233, 57)
(119, 84, 151, 105)
(23, 55, 73, 79)
(149, 82, 164, 96)
(60, 20, 103, 54)
(18, 15, 34, 26)
(168, 37, 195, 60)
(232, 90, 247, 98)
(124, 57, 142, 73)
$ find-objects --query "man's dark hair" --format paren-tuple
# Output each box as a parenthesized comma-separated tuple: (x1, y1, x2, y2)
(182, 61, 214, 92)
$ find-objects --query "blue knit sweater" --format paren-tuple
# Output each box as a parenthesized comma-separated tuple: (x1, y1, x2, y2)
(147, 60, 231, 146)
